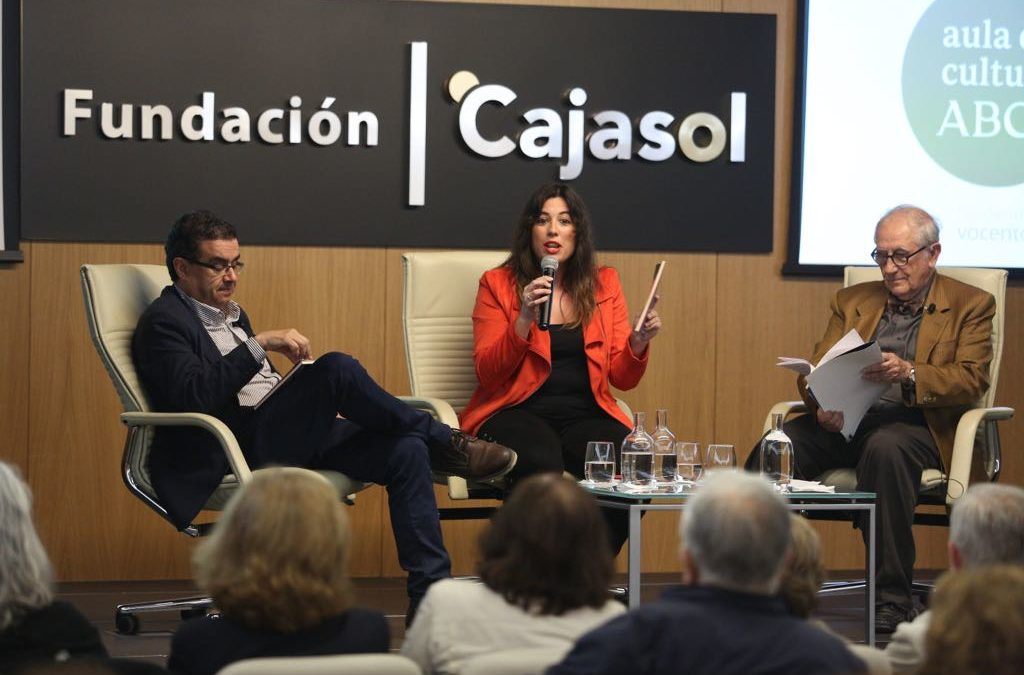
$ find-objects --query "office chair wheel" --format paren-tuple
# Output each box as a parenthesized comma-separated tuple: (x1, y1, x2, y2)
(115, 612, 140, 635)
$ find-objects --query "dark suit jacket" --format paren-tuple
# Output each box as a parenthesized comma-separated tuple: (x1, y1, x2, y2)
(798, 273, 995, 470)
(548, 586, 863, 675)
(132, 285, 264, 529)
(167, 608, 389, 675)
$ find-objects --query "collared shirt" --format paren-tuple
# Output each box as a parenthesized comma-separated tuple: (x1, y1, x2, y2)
(174, 286, 280, 406)
(873, 278, 934, 407)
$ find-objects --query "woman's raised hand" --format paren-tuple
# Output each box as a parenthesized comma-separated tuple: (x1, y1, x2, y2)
(629, 295, 662, 355)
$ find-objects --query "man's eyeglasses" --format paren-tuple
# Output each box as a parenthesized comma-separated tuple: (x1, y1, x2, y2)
(870, 245, 932, 268)
(187, 258, 245, 275)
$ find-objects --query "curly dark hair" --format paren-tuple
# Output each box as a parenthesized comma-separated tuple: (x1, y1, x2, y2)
(503, 183, 598, 328)
(165, 210, 237, 281)
(477, 473, 613, 615)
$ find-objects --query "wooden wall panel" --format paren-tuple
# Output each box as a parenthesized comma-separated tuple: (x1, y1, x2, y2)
(232, 245, 389, 577)
(28, 242, 193, 581)
(0, 247, 32, 474)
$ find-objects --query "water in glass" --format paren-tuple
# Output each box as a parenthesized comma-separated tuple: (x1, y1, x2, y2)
(675, 441, 702, 483)
(584, 441, 616, 484)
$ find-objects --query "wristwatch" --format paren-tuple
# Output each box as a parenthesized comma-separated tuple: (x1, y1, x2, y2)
(904, 366, 916, 387)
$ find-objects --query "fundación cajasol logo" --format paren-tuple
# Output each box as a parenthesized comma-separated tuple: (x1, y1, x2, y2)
(902, 0, 1024, 187)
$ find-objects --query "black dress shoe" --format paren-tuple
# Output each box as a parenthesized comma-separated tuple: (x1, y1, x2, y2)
(431, 430, 517, 482)
(876, 602, 919, 634)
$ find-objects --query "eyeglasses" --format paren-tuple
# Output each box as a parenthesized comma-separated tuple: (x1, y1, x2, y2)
(187, 258, 245, 275)
(869, 245, 931, 268)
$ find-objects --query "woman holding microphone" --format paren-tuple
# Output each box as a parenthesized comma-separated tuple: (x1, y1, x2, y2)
(460, 182, 661, 551)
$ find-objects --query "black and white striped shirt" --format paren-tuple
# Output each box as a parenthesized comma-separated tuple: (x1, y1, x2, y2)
(174, 286, 281, 407)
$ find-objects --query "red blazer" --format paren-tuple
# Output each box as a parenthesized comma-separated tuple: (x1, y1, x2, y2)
(460, 265, 648, 434)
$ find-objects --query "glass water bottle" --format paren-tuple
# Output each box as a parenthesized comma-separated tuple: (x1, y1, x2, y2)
(652, 409, 677, 484)
(621, 412, 655, 487)
(759, 412, 793, 491)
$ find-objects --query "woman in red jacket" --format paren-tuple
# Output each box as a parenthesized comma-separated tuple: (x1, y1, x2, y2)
(461, 183, 661, 550)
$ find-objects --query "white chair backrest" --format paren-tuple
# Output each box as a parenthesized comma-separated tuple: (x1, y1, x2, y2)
(460, 646, 572, 675)
(81, 264, 171, 413)
(844, 266, 1007, 408)
(402, 250, 508, 413)
(216, 654, 422, 675)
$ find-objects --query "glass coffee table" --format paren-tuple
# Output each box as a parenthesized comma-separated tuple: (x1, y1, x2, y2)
(582, 483, 878, 646)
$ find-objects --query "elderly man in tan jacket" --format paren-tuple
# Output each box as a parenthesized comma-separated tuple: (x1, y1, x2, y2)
(772, 205, 995, 634)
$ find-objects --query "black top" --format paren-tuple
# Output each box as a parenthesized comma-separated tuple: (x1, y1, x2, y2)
(518, 324, 602, 423)
(167, 608, 390, 675)
(548, 586, 864, 675)
(0, 600, 107, 673)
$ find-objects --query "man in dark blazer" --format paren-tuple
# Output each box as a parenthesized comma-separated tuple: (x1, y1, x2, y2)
(132, 210, 516, 613)
(772, 205, 995, 633)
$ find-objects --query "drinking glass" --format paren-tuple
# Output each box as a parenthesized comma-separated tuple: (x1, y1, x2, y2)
(583, 441, 616, 485)
(705, 444, 736, 472)
(674, 441, 702, 484)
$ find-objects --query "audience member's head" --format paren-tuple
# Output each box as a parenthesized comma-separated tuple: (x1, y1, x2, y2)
(193, 468, 351, 632)
(948, 482, 1024, 570)
(917, 565, 1024, 675)
(0, 461, 55, 631)
(679, 470, 791, 595)
(779, 514, 825, 619)
(478, 473, 613, 615)
(164, 210, 237, 281)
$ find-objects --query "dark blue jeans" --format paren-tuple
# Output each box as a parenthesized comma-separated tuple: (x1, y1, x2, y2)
(238, 352, 452, 604)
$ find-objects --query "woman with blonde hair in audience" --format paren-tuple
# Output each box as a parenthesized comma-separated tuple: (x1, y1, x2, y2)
(915, 565, 1024, 675)
(780, 514, 891, 675)
(401, 474, 625, 675)
(0, 461, 107, 673)
(167, 468, 388, 675)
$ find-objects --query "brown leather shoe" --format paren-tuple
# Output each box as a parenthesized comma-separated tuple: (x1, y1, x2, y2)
(432, 430, 517, 482)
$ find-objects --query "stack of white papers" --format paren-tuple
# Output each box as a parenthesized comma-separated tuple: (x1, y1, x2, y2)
(788, 479, 835, 493)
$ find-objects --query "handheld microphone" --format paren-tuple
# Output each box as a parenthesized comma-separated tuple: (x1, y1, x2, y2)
(927, 303, 936, 314)
(538, 255, 559, 331)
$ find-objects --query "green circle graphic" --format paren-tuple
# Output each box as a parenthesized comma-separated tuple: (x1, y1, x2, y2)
(903, 0, 1024, 186)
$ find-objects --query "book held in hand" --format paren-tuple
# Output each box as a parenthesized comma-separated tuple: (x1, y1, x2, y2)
(254, 359, 315, 409)
(634, 260, 666, 333)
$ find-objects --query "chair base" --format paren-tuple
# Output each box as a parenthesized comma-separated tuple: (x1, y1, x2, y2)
(114, 595, 213, 635)
(818, 580, 933, 605)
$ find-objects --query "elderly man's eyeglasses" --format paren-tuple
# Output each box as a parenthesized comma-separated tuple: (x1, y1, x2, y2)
(870, 245, 931, 268)
(187, 258, 245, 275)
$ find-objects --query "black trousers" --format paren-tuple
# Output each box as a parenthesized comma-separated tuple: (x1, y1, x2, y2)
(747, 408, 941, 610)
(479, 407, 633, 553)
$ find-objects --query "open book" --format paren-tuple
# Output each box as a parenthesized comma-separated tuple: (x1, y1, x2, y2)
(253, 359, 315, 410)
(776, 329, 887, 440)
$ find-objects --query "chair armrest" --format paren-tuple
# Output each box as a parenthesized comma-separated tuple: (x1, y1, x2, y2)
(398, 396, 460, 427)
(947, 406, 1015, 506)
(121, 411, 252, 484)
(763, 401, 807, 434)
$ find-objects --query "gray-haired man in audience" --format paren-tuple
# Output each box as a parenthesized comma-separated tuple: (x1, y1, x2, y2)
(546, 471, 863, 675)
(885, 482, 1024, 672)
